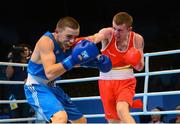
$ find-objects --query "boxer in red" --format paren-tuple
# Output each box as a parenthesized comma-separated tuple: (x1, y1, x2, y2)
(84, 12, 144, 123)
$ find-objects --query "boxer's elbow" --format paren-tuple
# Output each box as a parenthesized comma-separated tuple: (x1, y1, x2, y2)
(45, 65, 66, 80)
(134, 62, 144, 71)
(46, 72, 55, 80)
(135, 66, 144, 71)
(45, 68, 58, 81)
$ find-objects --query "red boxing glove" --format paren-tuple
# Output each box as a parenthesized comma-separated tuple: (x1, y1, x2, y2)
(73, 37, 93, 47)
(75, 37, 85, 43)
(124, 47, 141, 67)
(70, 37, 85, 47)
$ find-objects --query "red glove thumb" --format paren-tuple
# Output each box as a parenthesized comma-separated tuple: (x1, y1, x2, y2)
(71, 37, 85, 47)
(75, 37, 85, 42)
(124, 47, 141, 67)
(73, 37, 93, 48)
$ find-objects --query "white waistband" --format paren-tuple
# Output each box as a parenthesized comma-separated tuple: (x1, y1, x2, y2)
(99, 68, 134, 80)
(26, 74, 50, 85)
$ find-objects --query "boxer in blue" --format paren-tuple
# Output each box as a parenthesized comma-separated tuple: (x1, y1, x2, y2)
(24, 16, 112, 123)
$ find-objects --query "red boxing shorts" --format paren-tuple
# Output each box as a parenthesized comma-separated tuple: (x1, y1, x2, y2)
(98, 78, 136, 120)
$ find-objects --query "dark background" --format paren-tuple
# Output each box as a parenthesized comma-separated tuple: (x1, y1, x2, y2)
(0, 0, 180, 96)
(1, 0, 180, 57)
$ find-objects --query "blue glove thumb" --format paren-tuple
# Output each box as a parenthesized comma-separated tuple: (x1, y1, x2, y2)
(97, 55, 112, 73)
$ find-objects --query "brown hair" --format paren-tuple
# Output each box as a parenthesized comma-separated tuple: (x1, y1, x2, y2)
(56, 16, 80, 32)
(113, 12, 133, 27)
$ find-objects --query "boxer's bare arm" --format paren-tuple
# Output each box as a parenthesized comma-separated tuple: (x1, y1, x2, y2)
(38, 37, 66, 80)
(86, 28, 113, 44)
(133, 33, 144, 71)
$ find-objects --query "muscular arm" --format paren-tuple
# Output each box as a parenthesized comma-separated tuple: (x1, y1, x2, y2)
(38, 37, 66, 80)
(134, 34, 145, 71)
(86, 28, 112, 44)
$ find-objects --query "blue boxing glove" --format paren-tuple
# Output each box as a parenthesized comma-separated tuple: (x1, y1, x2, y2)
(97, 55, 112, 73)
(81, 54, 112, 73)
(62, 40, 99, 70)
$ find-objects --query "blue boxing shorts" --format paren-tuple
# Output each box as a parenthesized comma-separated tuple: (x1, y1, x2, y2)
(24, 83, 83, 122)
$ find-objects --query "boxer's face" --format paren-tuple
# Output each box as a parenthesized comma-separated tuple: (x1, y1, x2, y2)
(57, 27, 79, 49)
(113, 21, 131, 40)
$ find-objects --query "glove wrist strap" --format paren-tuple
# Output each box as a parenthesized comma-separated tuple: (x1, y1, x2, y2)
(62, 57, 73, 70)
